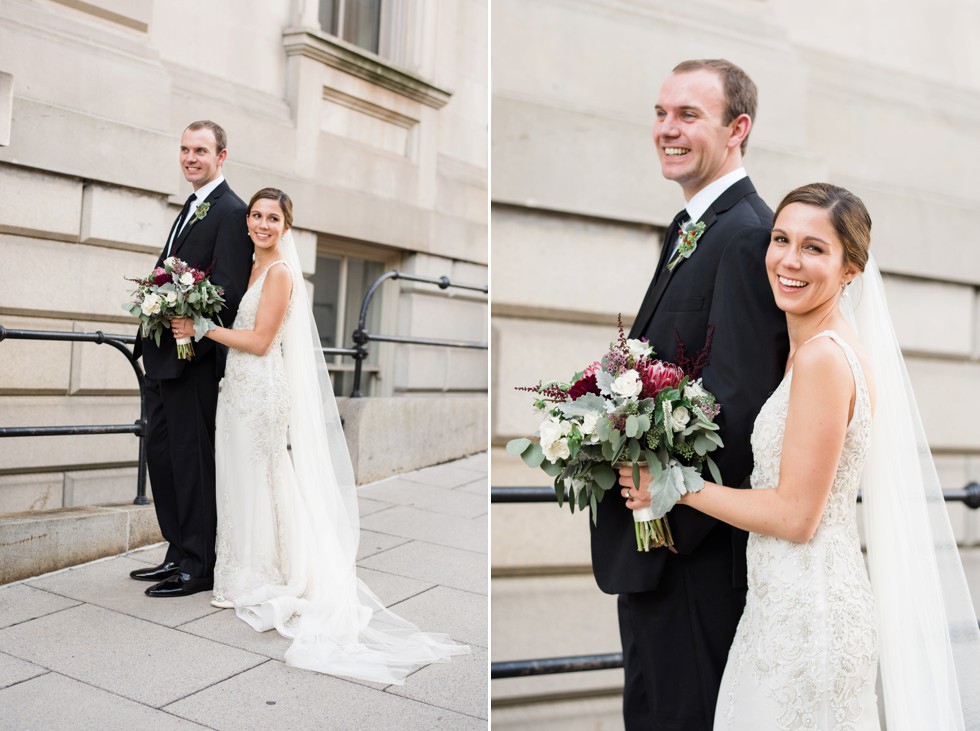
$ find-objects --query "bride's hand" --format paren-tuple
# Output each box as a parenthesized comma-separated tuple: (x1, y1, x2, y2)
(618, 465, 653, 511)
(171, 317, 196, 339)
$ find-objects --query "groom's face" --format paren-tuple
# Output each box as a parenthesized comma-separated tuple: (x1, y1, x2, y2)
(653, 70, 740, 200)
(179, 127, 227, 190)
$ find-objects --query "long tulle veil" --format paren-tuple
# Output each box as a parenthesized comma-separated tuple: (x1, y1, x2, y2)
(233, 230, 470, 684)
(841, 254, 980, 729)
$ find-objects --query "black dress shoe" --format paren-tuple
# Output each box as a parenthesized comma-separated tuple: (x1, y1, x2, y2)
(145, 572, 214, 598)
(130, 561, 180, 582)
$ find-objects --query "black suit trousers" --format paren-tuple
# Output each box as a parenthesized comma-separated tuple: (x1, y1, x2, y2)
(618, 524, 747, 731)
(144, 351, 219, 578)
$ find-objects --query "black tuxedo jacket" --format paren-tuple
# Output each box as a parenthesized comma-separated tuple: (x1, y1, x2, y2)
(136, 180, 253, 380)
(590, 177, 789, 595)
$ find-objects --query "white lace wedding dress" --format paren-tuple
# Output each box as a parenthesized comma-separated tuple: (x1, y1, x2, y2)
(213, 259, 468, 684)
(715, 331, 880, 730)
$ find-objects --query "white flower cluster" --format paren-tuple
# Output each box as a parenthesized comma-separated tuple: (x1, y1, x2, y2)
(538, 415, 572, 462)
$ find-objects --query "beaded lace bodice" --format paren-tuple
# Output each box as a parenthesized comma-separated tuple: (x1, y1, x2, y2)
(219, 261, 293, 451)
(716, 331, 880, 730)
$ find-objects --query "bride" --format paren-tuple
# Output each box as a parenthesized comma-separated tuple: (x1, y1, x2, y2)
(172, 187, 469, 684)
(620, 183, 979, 729)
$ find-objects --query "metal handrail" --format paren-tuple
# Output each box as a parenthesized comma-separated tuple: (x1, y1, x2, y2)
(490, 482, 980, 679)
(0, 326, 149, 505)
(349, 270, 488, 397)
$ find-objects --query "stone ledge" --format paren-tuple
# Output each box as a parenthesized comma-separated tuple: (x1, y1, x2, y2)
(338, 396, 488, 484)
(0, 503, 161, 585)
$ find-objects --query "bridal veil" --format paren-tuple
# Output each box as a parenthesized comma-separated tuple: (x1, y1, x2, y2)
(842, 254, 980, 729)
(231, 230, 469, 684)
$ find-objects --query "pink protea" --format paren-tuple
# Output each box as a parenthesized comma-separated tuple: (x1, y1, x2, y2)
(638, 359, 684, 399)
(582, 361, 602, 378)
(193, 269, 207, 283)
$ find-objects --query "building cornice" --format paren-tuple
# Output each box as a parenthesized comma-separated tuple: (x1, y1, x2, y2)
(282, 28, 451, 110)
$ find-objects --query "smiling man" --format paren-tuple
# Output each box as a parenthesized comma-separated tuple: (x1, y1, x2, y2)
(589, 60, 789, 730)
(131, 121, 252, 599)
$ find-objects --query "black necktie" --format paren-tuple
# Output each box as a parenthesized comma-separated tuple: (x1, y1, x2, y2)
(165, 193, 197, 257)
(662, 208, 689, 270)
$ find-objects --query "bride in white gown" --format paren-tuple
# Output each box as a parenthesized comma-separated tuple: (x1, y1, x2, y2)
(620, 183, 979, 729)
(173, 188, 469, 685)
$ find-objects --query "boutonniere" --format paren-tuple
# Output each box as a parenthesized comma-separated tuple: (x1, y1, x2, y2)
(666, 220, 706, 271)
(193, 202, 211, 222)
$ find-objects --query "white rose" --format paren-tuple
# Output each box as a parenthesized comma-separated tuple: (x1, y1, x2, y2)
(163, 257, 177, 268)
(542, 437, 571, 462)
(580, 411, 600, 435)
(684, 379, 707, 401)
(626, 338, 653, 360)
(140, 294, 162, 316)
(538, 416, 563, 448)
(670, 405, 691, 432)
(612, 370, 643, 398)
(165, 291, 178, 305)
(179, 271, 195, 286)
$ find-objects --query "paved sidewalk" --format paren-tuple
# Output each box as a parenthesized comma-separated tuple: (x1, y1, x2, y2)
(0, 454, 488, 730)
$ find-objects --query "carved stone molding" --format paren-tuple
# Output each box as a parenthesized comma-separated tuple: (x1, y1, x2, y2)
(282, 28, 451, 110)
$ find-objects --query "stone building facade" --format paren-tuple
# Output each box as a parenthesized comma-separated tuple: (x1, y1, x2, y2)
(0, 0, 488, 512)
(490, 1, 980, 727)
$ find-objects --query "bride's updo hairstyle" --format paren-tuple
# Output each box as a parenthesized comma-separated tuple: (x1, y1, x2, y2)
(774, 182, 871, 274)
(248, 187, 293, 229)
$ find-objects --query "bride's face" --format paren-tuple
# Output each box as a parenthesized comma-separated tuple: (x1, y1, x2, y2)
(248, 199, 289, 251)
(766, 203, 856, 317)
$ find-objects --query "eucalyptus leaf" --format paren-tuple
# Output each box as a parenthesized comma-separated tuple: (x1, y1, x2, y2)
(592, 462, 617, 490)
(625, 414, 639, 438)
(706, 455, 723, 485)
(554, 479, 566, 507)
(628, 439, 641, 464)
(542, 459, 564, 477)
(693, 433, 710, 456)
(521, 442, 545, 469)
(506, 438, 531, 456)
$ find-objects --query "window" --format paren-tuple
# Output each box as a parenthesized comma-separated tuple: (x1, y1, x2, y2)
(311, 249, 388, 397)
(319, 0, 382, 55)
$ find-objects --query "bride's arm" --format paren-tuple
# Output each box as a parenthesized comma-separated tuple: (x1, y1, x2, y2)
(622, 338, 855, 543)
(172, 265, 293, 356)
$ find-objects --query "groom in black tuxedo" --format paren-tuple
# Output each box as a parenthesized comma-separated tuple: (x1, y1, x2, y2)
(590, 60, 788, 729)
(131, 120, 252, 597)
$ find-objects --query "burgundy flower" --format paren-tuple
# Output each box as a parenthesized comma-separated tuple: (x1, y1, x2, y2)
(193, 269, 206, 283)
(638, 360, 684, 399)
(568, 373, 600, 400)
(151, 268, 169, 286)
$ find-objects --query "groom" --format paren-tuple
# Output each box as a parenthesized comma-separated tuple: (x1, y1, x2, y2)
(131, 120, 252, 597)
(590, 60, 788, 729)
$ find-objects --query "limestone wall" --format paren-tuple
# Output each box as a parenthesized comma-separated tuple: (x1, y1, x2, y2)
(0, 0, 488, 512)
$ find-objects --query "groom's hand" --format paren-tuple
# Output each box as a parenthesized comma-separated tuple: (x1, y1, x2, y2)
(171, 317, 195, 339)
(618, 466, 652, 511)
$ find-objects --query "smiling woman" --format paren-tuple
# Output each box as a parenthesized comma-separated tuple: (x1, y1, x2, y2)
(621, 182, 980, 728)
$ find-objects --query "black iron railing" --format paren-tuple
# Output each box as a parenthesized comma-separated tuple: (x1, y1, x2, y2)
(0, 327, 150, 505)
(490, 482, 980, 679)
(348, 270, 488, 397)
(0, 270, 486, 502)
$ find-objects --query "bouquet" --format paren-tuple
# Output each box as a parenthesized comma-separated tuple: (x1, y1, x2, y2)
(124, 257, 225, 360)
(506, 318, 724, 551)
